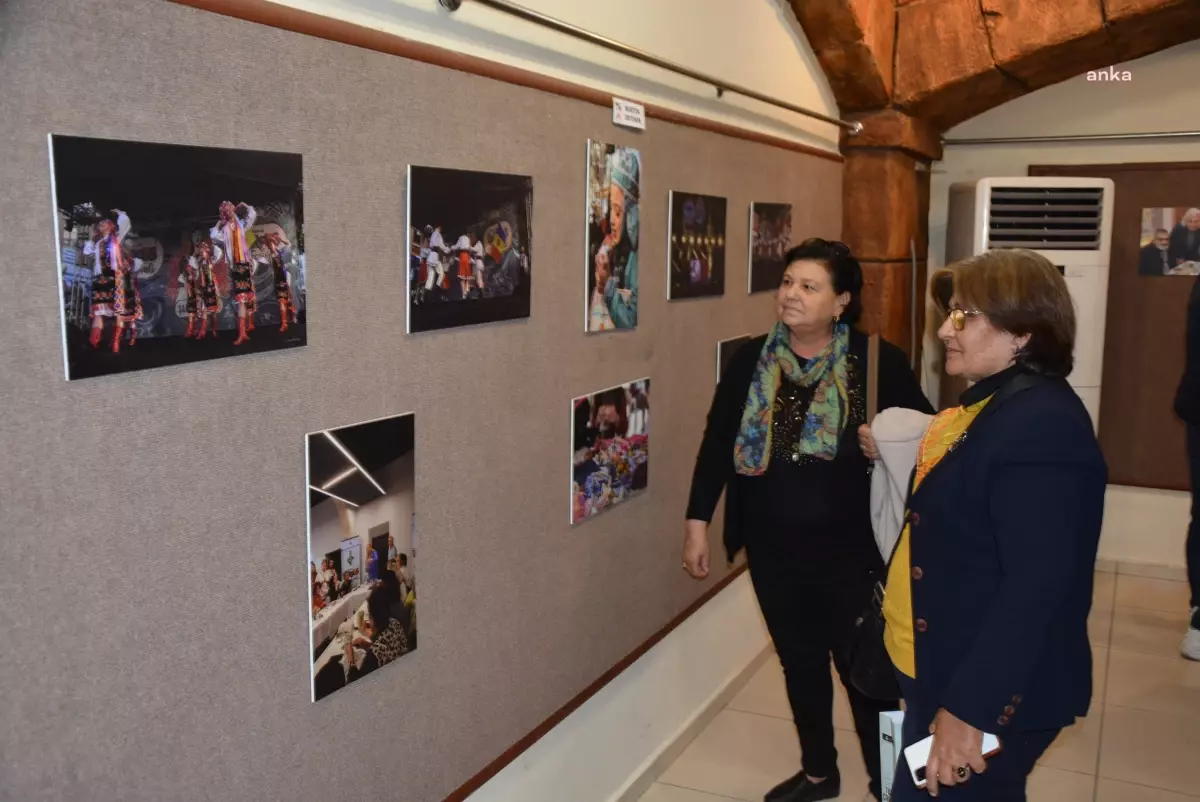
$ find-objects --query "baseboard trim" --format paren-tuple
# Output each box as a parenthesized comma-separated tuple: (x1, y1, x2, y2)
(607, 644, 776, 802)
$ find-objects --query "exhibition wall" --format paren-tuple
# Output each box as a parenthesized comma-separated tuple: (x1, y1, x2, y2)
(0, 1, 842, 800)
(232, 0, 842, 155)
(924, 39, 1200, 570)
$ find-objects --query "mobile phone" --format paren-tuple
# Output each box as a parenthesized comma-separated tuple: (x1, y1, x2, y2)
(905, 732, 1001, 788)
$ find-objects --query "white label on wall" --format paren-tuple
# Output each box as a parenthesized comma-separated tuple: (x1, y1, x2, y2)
(612, 98, 646, 130)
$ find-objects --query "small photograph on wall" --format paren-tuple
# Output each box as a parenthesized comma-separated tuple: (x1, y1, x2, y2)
(307, 413, 417, 703)
(1139, 207, 1200, 276)
(586, 141, 641, 332)
(406, 166, 533, 333)
(571, 379, 650, 524)
(716, 334, 752, 383)
(749, 202, 793, 293)
(668, 191, 726, 300)
(49, 135, 306, 381)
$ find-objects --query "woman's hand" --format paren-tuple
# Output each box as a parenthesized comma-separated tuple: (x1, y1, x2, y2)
(682, 520, 710, 579)
(857, 424, 881, 461)
(924, 708, 988, 797)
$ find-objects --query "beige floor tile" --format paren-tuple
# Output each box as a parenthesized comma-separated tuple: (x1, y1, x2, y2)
(1095, 559, 1118, 574)
(726, 658, 856, 733)
(1116, 575, 1193, 614)
(1117, 563, 1190, 583)
(1095, 646, 1110, 705)
(1095, 571, 1117, 611)
(1038, 708, 1103, 775)
(637, 784, 743, 802)
(1105, 649, 1200, 716)
(1091, 604, 1114, 648)
(1111, 607, 1192, 659)
(1027, 766, 1096, 802)
(658, 709, 869, 802)
(1096, 778, 1200, 801)
(1099, 706, 1200, 796)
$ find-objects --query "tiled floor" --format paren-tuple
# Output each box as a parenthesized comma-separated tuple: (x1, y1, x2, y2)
(639, 571, 1199, 802)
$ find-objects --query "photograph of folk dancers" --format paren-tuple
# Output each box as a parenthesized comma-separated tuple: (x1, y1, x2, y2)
(585, 142, 641, 332)
(50, 134, 305, 380)
(571, 379, 650, 524)
(748, 202, 793, 294)
(307, 413, 417, 703)
(406, 165, 533, 334)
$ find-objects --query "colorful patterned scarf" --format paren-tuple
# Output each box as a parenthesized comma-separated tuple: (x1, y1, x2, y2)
(734, 321, 851, 475)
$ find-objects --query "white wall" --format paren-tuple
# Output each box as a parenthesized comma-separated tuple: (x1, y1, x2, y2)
(466, 573, 771, 802)
(925, 39, 1200, 569)
(262, 0, 842, 154)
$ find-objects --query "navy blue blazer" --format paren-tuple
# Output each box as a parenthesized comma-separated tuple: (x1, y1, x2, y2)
(905, 368, 1107, 735)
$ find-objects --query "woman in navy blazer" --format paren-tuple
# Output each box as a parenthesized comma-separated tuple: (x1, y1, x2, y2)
(879, 249, 1108, 801)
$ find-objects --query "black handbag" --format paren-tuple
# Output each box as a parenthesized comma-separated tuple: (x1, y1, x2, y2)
(847, 367, 1044, 700)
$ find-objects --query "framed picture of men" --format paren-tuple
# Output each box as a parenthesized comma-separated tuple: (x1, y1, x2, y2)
(50, 134, 306, 381)
(748, 202, 792, 293)
(1138, 207, 1200, 276)
(585, 141, 641, 332)
(406, 165, 532, 334)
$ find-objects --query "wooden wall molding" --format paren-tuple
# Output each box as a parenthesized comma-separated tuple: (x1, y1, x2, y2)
(166, 0, 843, 164)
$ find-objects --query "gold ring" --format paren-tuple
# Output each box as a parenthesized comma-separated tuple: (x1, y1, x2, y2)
(956, 766, 970, 780)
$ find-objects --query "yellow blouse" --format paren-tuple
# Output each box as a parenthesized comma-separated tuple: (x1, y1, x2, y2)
(883, 396, 992, 678)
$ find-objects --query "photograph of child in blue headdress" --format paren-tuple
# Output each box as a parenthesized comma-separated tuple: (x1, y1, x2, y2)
(585, 141, 641, 332)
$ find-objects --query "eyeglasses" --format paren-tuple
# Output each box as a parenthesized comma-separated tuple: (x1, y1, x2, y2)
(947, 306, 983, 331)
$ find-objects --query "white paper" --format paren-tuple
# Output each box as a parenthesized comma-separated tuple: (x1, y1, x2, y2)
(612, 98, 646, 130)
(880, 710, 904, 802)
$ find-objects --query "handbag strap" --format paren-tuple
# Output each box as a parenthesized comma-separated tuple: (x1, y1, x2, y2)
(866, 333, 880, 422)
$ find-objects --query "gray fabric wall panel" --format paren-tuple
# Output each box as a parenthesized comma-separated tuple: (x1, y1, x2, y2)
(0, 1, 842, 800)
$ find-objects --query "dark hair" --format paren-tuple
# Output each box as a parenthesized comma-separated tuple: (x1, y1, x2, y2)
(367, 585, 394, 631)
(399, 553, 408, 567)
(931, 249, 1075, 378)
(782, 238, 864, 327)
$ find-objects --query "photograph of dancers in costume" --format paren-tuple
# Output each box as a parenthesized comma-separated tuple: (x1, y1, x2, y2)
(586, 142, 641, 332)
(406, 165, 533, 334)
(306, 413, 418, 703)
(748, 202, 793, 293)
(82, 209, 144, 354)
(668, 191, 727, 300)
(571, 379, 650, 524)
(50, 135, 305, 381)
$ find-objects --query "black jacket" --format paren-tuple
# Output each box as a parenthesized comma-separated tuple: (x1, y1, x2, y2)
(1176, 279, 1200, 425)
(1139, 243, 1169, 276)
(1168, 223, 1200, 268)
(686, 328, 933, 562)
(906, 370, 1107, 735)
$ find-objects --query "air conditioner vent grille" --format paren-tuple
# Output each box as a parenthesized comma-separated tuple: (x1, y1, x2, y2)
(987, 187, 1103, 250)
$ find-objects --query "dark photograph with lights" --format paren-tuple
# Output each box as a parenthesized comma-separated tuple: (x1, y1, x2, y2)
(406, 165, 532, 333)
(306, 413, 416, 703)
(749, 202, 792, 293)
(50, 135, 306, 381)
(667, 191, 726, 300)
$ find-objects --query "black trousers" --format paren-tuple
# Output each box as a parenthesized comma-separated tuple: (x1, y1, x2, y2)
(1188, 424, 1200, 611)
(746, 545, 898, 795)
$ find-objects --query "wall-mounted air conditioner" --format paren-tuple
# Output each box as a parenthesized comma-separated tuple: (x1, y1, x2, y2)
(944, 177, 1115, 429)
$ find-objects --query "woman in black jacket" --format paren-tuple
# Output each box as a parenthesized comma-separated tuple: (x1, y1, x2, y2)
(683, 239, 933, 802)
(881, 249, 1107, 801)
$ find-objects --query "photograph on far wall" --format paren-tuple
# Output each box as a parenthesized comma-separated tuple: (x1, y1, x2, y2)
(716, 334, 752, 383)
(50, 134, 306, 381)
(668, 191, 726, 300)
(585, 141, 641, 332)
(749, 202, 793, 293)
(571, 378, 650, 524)
(406, 165, 533, 333)
(307, 412, 417, 703)
(1139, 207, 1200, 276)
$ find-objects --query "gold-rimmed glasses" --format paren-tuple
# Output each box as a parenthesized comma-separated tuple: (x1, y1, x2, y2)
(947, 306, 983, 331)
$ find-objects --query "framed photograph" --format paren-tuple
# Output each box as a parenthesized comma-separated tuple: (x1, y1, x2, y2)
(571, 378, 650, 524)
(1138, 207, 1200, 276)
(716, 334, 752, 383)
(306, 412, 417, 703)
(748, 202, 792, 293)
(406, 166, 533, 333)
(49, 134, 305, 381)
(667, 191, 726, 300)
(585, 141, 641, 332)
